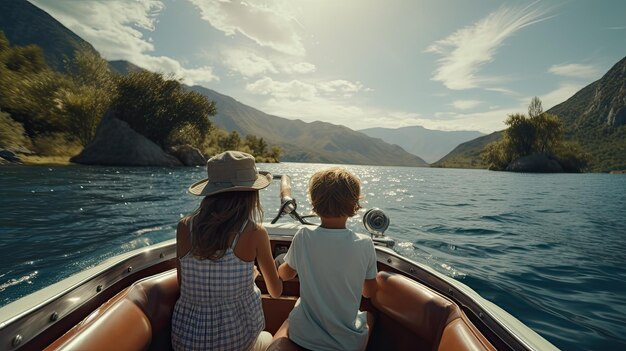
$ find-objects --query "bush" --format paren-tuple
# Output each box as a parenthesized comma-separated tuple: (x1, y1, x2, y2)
(32, 133, 82, 156)
(167, 122, 207, 149)
(57, 49, 116, 145)
(114, 71, 216, 147)
(0, 110, 31, 149)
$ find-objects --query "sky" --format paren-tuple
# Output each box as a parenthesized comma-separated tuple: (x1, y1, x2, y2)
(30, 0, 626, 133)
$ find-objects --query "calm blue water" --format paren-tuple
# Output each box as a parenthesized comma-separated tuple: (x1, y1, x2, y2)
(1, 164, 625, 350)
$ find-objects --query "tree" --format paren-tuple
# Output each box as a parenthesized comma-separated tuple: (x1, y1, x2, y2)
(503, 113, 535, 159)
(0, 110, 30, 149)
(0, 43, 69, 136)
(482, 140, 510, 170)
(57, 49, 116, 145)
(219, 131, 241, 150)
(528, 96, 543, 118)
(244, 134, 268, 155)
(114, 71, 216, 147)
(532, 113, 563, 153)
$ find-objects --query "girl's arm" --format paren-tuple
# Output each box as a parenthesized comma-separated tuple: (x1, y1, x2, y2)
(256, 226, 283, 298)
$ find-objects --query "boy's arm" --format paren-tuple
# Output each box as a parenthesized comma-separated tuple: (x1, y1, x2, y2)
(278, 229, 300, 281)
(278, 262, 297, 281)
(362, 237, 378, 298)
(256, 227, 283, 298)
(362, 278, 377, 298)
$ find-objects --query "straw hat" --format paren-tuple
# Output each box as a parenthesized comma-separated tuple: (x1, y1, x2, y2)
(188, 151, 272, 196)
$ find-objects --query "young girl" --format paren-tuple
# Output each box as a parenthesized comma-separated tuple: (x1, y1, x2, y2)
(274, 167, 378, 351)
(171, 151, 283, 351)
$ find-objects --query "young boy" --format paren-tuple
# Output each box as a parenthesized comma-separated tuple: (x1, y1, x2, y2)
(274, 167, 378, 351)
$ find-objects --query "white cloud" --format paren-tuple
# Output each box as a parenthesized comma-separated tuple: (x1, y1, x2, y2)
(187, 0, 305, 56)
(425, 2, 551, 90)
(244, 76, 380, 128)
(220, 49, 316, 77)
(222, 49, 278, 77)
(30, 0, 219, 85)
(246, 77, 367, 100)
(281, 61, 316, 74)
(451, 100, 482, 110)
(246, 77, 318, 100)
(317, 80, 365, 97)
(31, 0, 162, 57)
(548, 63, 600, 80)
(262, 97, 366, 127)
(534, 83, 585, 110)
(426, 107, 518, 133)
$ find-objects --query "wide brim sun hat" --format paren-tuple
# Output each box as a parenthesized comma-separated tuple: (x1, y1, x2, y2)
(188, 150, 272, 196)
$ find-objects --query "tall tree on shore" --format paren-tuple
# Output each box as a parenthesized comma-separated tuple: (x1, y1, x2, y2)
(57, 49, 116, 145)
(528, 96, 543, 118)
(114, 71, 216, 148)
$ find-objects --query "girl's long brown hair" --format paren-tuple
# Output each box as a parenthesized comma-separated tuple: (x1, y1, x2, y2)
(191, 191, 263, 260)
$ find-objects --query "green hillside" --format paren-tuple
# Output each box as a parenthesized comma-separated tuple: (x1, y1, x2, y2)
(432, 132, 502, 169)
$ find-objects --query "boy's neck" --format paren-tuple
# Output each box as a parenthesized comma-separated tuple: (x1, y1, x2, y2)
(319, 216, 348, 229)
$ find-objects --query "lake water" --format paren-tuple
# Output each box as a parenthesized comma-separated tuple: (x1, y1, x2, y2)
(1, 163, 625, 350)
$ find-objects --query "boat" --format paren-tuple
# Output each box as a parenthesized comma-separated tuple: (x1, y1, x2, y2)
(0, 175, 558, 351)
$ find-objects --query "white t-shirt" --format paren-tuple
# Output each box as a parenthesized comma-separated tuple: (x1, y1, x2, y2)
(284, 226, 378, 351)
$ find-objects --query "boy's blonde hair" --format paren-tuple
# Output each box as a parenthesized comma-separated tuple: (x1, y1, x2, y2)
(309, 167, 361, 218)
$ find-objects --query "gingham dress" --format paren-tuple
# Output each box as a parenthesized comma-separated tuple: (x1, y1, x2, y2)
(171, 218, 265, 351)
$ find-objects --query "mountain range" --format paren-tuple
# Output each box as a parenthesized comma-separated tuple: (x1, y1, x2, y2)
(358, 126, 484, 164)
(188, 86, 428, 166)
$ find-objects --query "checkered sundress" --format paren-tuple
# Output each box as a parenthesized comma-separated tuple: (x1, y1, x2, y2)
(171, 218, 265, 351)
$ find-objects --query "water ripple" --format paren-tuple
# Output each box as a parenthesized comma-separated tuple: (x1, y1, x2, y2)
(1, 164, 625, 350)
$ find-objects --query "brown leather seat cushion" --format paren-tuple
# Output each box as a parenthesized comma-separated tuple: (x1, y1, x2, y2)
(372, 271, 459, 345)
(45, 270, 179, 351)
(372, 271, 494, 351)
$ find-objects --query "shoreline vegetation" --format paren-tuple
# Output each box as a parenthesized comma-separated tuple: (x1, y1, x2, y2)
(481, 97, 589, 173)
(0, 32, 280, 167)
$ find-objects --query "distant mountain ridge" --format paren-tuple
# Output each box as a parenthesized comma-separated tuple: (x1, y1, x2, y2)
(188, 86, 428, 166)
(359, 126, 484, 163)
(434, 56, 626, 172)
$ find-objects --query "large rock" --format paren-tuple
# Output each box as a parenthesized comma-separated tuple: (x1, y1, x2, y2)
(506, 153, 563, 173)
(0, 149, 22, 164)
(167, 144, 206, 166)
(71, 110, 183, 167)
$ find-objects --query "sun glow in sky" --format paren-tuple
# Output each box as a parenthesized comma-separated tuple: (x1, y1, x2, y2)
(30, 0, 626, 133)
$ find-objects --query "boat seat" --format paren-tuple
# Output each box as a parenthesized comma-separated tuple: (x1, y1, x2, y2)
(371, 271, 495, 351)
(45, 269, 179, 351)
